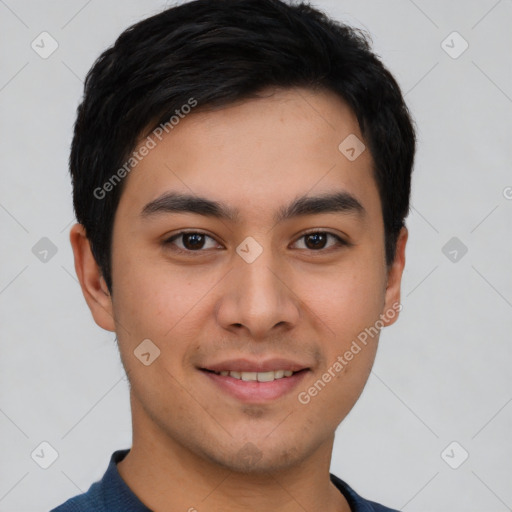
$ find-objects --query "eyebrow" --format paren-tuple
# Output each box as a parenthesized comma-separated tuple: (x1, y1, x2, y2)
(141, 190, 365, 224)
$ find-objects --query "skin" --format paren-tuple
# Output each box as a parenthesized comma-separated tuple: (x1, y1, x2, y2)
(70, 87, 407, 512)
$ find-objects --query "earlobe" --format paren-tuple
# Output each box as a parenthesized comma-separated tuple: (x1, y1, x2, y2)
(69, 223, 116, 332)
(382, 226, 408, 327)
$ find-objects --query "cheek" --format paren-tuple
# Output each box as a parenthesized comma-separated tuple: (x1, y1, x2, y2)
(300, 257, 386, 330)
(111, 249, 219, 363)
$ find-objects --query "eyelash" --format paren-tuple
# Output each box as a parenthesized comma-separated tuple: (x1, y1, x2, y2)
(163, 230, 349, 255)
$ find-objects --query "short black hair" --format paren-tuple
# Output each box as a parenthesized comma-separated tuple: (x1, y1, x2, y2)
(70, 0, 416, 293)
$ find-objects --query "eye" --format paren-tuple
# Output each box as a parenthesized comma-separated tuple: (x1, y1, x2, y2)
(163, 230, 349, 255)
(292, 231, 348, 251)
(163, 231, 221, 253)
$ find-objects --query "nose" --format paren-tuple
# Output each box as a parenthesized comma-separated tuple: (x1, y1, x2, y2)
(215, 245, 301, 339)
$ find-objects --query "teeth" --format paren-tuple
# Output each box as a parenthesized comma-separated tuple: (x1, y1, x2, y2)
(214, 369, 298, 381)
(257, 371, 275, 382)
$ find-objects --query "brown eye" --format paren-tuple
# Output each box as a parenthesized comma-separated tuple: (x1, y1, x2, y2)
(293, 231, 347, 251)
(181, 233, 206, 250)
(164, 232, 220, 253)
(305, 233, 328, 250)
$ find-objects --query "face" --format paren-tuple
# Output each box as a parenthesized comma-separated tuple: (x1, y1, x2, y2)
(73, 87, 406, 474)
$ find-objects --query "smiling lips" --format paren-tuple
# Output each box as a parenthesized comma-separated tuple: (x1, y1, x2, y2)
(202, 357, 310, 375)
(213, 369, 295, 382)
(201, 358, 311, 401)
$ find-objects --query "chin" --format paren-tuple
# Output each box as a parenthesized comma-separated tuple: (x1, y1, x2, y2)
(201, 440, 307, 475)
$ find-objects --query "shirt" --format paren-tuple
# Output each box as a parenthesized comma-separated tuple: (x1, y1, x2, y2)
(50, 449, 399, 512)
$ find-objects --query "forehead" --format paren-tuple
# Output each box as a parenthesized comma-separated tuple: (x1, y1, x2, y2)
(115, 87, 381, 226)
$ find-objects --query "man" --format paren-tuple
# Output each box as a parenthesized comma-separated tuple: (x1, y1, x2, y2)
(51, 0, 415, 510)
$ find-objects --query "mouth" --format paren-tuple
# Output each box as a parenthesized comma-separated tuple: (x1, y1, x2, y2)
(199, 360, 310, 403)
(202, 368, 305, 382)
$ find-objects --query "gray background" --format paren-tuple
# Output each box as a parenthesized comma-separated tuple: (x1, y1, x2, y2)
(1, 0, 511, 510)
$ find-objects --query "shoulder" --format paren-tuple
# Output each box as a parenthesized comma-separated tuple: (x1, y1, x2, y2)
(330, 473, 400, 512)
(49, 481, 103, 512)
(49, 449, 132, 512)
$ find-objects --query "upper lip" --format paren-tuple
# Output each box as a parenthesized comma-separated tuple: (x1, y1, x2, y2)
(201, 358, 310, 373)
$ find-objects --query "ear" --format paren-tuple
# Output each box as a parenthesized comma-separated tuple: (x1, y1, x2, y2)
(69, 223, 116, 332)
(382, 226, 408, 327)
